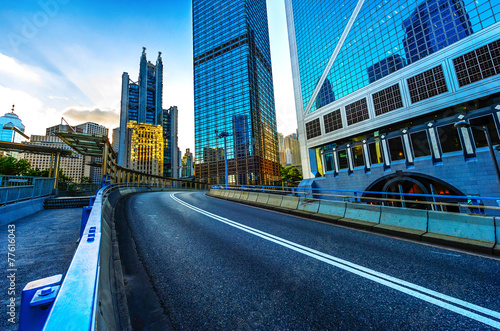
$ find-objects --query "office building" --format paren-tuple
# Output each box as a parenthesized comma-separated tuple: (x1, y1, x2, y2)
(286, 0, 500, 204)
(181, 148, 194, 178)
(23, 135, 85, 182)
(161, 106, 179, 178)
(278, 132, 301, 167)
(193, 0, 280, 185)
(125, 122, 164, 176)
(112, 127, 120, 153)
(0, 105, 29, 157)
(118, 48, 178, 177)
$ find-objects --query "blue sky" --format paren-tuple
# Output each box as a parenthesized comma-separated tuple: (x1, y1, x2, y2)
(0, 0, 296, 152)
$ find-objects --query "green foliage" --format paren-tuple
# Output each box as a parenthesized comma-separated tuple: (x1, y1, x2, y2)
(23, 167, 50, 177)
(80, 176, 93, 184)
(0, 156, 31, 175)
(280, 165, 303, 183)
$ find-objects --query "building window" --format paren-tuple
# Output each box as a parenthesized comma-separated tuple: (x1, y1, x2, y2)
(373, 84, 403, 116)
(388, 137, 405, 161)
(323, 109, 342, 133)
(437, 124, 461, 153)
(352, 145, 364, 168)
(407, 65, 448, 103)
(368, 141, 383, 165)
(324, 152, 334, 172)
(345, 98, 369, 125)
(305, 118, 321, 140)
(469, 114, 500, 148)
(410, 131, 431, 158)
(453, 39, 500, 87)
(337, 150, 348, 169)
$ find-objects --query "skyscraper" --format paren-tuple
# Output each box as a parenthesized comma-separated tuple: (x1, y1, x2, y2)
(286, 0, 500, 201)
(192, 0, 280, 185)
(119, 48, 178, 177)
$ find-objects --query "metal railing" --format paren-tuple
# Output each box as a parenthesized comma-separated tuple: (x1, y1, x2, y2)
(212, 185, 500, 215)
(0, 177, 55, 206)
(42, 180, 207, 330)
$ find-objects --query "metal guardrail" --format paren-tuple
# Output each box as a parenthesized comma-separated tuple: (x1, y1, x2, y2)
(39, 181, 206, 330)
(211, 185, 500, 214)
(0, 177, 55, 205)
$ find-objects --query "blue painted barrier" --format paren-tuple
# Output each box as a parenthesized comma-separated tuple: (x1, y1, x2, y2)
(19, 275, 62, 331)
(80, 206, 92, 238)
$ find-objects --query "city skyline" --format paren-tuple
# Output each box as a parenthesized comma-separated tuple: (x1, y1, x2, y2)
(0, 0, 297, 154)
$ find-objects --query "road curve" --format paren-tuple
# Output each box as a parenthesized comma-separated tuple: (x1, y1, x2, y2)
(116, 191, 500, 330)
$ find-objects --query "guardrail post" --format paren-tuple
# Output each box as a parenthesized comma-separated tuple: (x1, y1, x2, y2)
(17, 187, 21, 203)
(19, 274, 62, 331)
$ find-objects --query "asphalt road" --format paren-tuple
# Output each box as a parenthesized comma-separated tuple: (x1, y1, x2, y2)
(116, 191, 500, 330)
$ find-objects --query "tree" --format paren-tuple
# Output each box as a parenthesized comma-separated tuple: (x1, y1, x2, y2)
(80, 176, 93, 184)
(280, 165, 303, 184)
(0, 156, 31, 175)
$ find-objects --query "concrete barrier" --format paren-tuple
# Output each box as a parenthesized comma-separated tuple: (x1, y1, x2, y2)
(240, 191, 249, 201)
(232, 190, 242, 200)
(340, 203, 380, 229)
(267, 194, 283, 207)
(211, 189, 221, 196)
(375, 206, 428, 239)
(221, 190, 230, 198)
(256, 193, 270, 205)
(317, 200, 346, 221)
(423, 211, 495, 252)
(0, 197, 47, 226)
(297, 198, 320, 213)
(247, 192, 259, 203)
(280, 196, 299, 210)
(227, 190, 236, 199)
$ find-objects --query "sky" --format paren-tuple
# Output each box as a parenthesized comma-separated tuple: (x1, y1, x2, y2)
(0, 0, 297, 154)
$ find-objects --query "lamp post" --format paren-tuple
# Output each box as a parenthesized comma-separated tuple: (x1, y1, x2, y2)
(215, 130, 231, 188)
(454, 120, 500, 183)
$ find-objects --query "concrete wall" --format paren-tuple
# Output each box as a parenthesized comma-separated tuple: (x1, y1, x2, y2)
(0, 197, 47, 226)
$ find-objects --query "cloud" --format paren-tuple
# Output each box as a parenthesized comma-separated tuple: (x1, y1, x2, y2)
(62, 107, 119, 126)
(0, 53, 41, 83)
(48, 95, 69, 100)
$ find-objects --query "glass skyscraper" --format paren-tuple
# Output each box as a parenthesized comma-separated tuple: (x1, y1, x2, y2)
(286, 0, 500, 205)
(192, 0, 280, 185)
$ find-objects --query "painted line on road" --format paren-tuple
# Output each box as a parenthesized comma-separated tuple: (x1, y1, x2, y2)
(171, 193, 500, 328)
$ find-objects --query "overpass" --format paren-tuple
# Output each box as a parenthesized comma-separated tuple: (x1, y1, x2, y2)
(2, 132, 500, 329)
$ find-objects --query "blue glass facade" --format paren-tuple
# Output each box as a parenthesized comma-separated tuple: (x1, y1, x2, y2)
(287, 0, 500, 207)
(193, 0, 279, 185)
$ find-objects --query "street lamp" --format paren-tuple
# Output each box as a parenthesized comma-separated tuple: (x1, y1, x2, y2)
(454, 120, 500, 183)
(215, 130, 231, 188)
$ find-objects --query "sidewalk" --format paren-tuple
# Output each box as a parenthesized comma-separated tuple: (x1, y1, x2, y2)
(0, 208, 82, 330)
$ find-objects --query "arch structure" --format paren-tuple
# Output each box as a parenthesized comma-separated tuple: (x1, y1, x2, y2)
(362, 172, 467, 212)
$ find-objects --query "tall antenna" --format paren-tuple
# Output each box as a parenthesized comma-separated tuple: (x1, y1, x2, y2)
(11, 104, 15, 113)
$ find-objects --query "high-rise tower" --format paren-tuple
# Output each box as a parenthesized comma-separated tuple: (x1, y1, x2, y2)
(119, 49, 178, 178)
(286, 0, 500, 202)
(192, 0, 280, 185)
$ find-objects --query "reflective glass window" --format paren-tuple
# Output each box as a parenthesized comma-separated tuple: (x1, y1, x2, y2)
(324, 152, 334, 172)
(388, 137, 406, 161)
(352, 145, 364, 167)
(410, 130, 431, 158)
(337, 150, 348, 169)
(469, 114, 500, 147)
(368, 141, 383, 164)
(437, 124, 462, 153)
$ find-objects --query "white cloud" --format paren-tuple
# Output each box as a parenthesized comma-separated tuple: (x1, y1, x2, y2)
(48, 95, 69, 100)
(62, 106, 119, 127)
(0, 53, 41, 83)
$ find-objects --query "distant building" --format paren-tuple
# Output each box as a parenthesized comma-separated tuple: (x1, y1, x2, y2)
(74, 122, 108, 183)
(23, 135, 85, 182)
(46, 124, 84, 136)
(125, 122, 164, 176)
(112, 127, 120, 153)
(277, 132, 301, 167)
(181, 148, 193, 178)
(75, 122, 108, 136)
(118, 48, 178, 177)
(0, 105, 29, 158)
(160, 106, 178, 178)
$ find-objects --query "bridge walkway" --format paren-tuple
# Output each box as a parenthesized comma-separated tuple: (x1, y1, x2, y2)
(0, 208, 81, 330)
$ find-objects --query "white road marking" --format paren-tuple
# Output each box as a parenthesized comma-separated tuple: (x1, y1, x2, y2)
(170, 193, 500, 328)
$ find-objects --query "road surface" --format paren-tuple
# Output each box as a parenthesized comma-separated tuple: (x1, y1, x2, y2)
(116, 191, 500, 330)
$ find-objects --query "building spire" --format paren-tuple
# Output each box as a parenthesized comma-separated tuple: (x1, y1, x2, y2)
(11, 104, 15, 113)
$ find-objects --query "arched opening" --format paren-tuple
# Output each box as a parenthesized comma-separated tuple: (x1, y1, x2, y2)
(363, 172, 466, 212)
